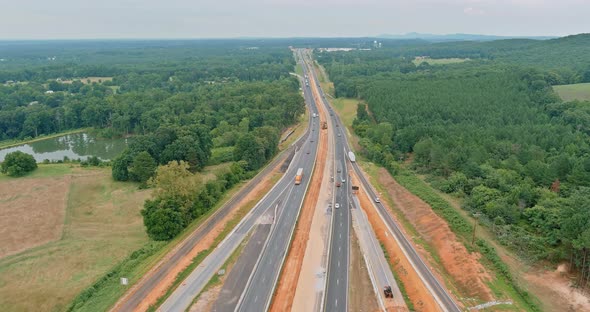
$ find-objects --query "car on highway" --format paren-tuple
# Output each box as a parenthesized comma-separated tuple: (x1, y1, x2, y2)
(336, 181, 341, 187)
(306, 150, 310, 154)
(341, 178, 346, 183)
(337, 133, 341, 137)
(375, 197, 380, 203)
(335, 203, 340, 209)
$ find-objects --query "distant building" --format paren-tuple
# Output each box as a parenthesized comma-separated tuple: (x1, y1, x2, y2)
(45, 90, 54, 94)
(29, 101, 39, 106)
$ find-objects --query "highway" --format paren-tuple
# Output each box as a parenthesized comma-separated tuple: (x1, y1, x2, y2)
(112, 128, 301, 312)
(300, 49, 352, 312)
(350, 195, 406, 310)
(234, 50, 321, 312)
(307, 53, 462, 312)
(159, 50, 320, 312)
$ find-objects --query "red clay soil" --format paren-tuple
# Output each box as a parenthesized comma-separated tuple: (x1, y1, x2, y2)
(111, 160, 285, 312)
(353, 171, 440, 312)
(375, 167, 493, 301)
(270, 67, 329, 312)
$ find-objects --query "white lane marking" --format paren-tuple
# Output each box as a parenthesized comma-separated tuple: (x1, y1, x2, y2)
(337, 278, 339, 285)
(335, 299, 338, 307)
(254, 296, 258, 303)
(338, 261, 340, 267)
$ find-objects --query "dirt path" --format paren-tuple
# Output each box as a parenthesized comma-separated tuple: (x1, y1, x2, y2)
(111, 159, 285, 312)
(374, 167, 493, 302)
(270, 66, 329, 312)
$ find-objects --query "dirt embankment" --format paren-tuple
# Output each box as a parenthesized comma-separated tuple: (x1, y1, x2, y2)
(355, 177, 441, 312)
(0, 175, 71, 258)
(374, 167, 493, 302)
(349, 228, 381, 312)
(113, 160, 286, 312)
(270, 63, 329, 312)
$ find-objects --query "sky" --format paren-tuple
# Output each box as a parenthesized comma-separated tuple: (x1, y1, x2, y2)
(0, 0, 588, 39)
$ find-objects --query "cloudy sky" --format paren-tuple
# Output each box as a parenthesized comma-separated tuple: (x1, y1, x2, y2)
(1, 0, 588, 39)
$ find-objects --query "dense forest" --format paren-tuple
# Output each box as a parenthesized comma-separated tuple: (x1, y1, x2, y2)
(318, 34, 590, 285)
(0, 41, 304, 240)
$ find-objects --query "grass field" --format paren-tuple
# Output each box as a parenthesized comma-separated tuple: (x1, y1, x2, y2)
(553, 82, 590, 102)
(0, 165, 151, 312)
(413, 57, 470, 65)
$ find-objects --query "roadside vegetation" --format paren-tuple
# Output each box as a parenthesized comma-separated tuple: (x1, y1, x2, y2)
(317, 34, 590, 309)
(0, 41, 306, 311)
(0, 165, 151, 312)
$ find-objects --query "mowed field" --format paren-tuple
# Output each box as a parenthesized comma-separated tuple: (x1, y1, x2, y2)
(553, 82, 590, 102)
(0, 165, 151, 312)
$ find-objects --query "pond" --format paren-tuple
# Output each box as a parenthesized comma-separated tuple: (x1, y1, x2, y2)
(0, 132, 130, 162)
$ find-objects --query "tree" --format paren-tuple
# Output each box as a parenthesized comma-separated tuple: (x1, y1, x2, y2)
(1, 151, 37, 177)
(112, 150, 133, 181)
(129, 151, 157, 187)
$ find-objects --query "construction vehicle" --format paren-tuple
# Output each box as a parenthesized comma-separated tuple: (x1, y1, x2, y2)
(321, 121, 328, 129)
(384, 285, 393, 298)
(295, 168, 303, 185)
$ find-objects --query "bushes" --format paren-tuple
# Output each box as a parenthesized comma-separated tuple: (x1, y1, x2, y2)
(1, 151, 37, 176)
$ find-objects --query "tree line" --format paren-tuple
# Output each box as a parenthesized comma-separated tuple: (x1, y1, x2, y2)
(318, 35, 590, 287)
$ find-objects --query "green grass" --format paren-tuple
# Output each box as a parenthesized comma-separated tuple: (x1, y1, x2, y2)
(330, 97, 362, 129)
(553, 82, 590, 102)
(0, 163, 73, 181)
(147, 171, 280, 311)
(295, 63, 303, 76)
(0, 128, 90, 149)
(412, 57, 470, 65)
(67, 173, 251, 312)
(0, 166, 151, 312)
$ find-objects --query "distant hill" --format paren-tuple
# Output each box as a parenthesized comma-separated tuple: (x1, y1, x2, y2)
(377, 32, 555, 42)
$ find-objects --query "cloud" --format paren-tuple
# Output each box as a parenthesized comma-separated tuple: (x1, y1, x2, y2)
(463, 7, 485, 15)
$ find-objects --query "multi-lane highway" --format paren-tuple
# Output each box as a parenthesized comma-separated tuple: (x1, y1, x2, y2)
(301, 50, 352, 312)
(159, 50, 320, 312)
(234, 50, 321, 312)
(350, 194, 406, 310)
(306, 53, 462, 312)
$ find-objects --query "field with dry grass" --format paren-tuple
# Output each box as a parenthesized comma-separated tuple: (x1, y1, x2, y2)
(0, 165, 151, 312)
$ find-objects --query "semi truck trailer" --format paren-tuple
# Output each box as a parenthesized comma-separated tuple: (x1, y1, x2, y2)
(295, 168, 303, 185)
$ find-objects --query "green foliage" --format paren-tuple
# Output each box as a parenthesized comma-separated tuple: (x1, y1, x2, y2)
(66, 241, 166, 312)
(129, 151, 157, 187)
(1, 150, 37, 176)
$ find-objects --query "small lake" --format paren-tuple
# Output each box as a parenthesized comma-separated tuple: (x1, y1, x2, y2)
(0, 132, 130, 162)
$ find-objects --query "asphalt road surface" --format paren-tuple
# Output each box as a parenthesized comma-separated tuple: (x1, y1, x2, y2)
(211, 223, 271, 312)
(235, 50, 321, 312)
(307, 50, 461, 312)
(350, 195, 405, 310)
(113, 131, 300, 312)
(159, 52, 319, 312)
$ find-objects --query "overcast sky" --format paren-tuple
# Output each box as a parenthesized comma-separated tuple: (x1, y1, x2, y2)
(1, 0, 588, 39)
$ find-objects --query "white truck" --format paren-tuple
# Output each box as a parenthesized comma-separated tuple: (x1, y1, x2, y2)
(348, 151, 356, 162)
